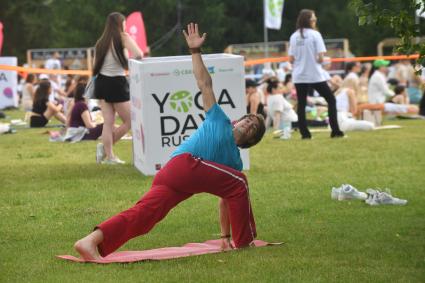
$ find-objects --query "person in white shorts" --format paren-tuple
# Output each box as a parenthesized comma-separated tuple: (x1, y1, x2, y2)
(334, 77, 374, 131)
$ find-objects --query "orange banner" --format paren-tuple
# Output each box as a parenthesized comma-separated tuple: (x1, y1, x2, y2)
(243, 54, 419, 66)
(0, 54, 420, 73)
(0, 64, 91, 75)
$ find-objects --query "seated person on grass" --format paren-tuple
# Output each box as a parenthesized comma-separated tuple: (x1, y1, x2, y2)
(66, 82, 103, 140)
(334, 77, 374, 131)
(265, 79, 298, 139)
(357, 101, 418, 116)
(30, 80, 66, 128)
(358, 83, 419, 115)
(391, 85, 410, 105)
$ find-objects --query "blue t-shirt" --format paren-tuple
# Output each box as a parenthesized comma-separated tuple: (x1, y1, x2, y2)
(171, 103, 242, 171)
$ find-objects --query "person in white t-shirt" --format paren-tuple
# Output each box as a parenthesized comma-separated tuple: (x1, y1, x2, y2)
(288, 9, 344, 139)
(44, 52, 62, 70)
(344, 61, 361, 97)
(368, 59, 394, 104)
(345, 62, 361, 82)
(265, 79, 298, 140)
(44, 52, 63, 87)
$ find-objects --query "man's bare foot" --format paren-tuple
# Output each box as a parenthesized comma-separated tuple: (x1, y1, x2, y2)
(74, 234, 102, 260)
(220, 238, 234, 251)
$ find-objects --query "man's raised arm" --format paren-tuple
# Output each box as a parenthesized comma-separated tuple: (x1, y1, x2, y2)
(183, 23, 216, 112)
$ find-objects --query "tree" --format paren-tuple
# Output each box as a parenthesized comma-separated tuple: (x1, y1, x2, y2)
(350, 0, 425, 67)
(1, 0, 421, 64)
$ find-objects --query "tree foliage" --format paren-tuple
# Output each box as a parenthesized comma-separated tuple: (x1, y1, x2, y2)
(0, 0, 422, 64)
(350, 0, 425, 67)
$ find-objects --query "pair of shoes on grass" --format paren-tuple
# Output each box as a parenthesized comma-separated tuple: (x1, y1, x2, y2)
(331, 184, 407, 206)
(96, 143, 126, 165)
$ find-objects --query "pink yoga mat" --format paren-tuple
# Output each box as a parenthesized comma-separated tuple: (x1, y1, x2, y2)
(57, 239, 282, 264)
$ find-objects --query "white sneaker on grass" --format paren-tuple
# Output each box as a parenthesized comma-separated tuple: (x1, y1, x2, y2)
(365, 189, 377, 205)
(101, 157, 126, 165)
(279, 134, 291, 140)
(337, 184, 367, 201)
(113, 157, 126, 164)
(331, 187, 342, 200)
(366, 189, 407, 206)
(96, 143, 105, 164)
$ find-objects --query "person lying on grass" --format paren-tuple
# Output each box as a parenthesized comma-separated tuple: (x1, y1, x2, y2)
(74, 22, 266, 260)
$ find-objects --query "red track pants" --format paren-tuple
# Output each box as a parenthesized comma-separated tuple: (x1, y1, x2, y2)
(97, 153, 257, 256)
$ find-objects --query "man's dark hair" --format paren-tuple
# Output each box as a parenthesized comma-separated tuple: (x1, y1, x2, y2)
(236, 114, 266, 148)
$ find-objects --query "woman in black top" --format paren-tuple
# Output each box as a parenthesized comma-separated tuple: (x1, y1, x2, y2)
(92, 12, 143, 164)
(30, 80, 66, 127)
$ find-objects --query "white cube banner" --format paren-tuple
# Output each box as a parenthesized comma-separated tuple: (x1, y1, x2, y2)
(0, 57, 18, 109)
(129, 54, 249, 176)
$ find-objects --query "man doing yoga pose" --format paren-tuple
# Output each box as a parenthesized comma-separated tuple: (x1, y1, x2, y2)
(74, 23, 266, 260)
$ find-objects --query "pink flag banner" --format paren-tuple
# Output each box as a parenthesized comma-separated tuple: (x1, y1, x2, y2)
(126, 12, 148, 54)
(0, 22, 3, 55)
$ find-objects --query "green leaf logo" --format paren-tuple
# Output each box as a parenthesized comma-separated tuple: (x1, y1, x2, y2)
(169, 90, 193, 113)
(268, 0, 284, 17)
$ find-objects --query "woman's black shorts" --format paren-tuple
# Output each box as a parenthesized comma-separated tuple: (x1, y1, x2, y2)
(94, 74, 129, 103)
(30, 115, 48, 128)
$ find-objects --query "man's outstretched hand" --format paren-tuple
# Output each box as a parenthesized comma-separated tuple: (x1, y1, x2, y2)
(183, 23, 206, 49)
(183, 22, 215, 112)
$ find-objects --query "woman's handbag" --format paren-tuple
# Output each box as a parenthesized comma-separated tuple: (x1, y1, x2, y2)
(84, 75, 97, 99)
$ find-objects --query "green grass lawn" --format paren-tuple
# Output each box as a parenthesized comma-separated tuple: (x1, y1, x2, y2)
(1, 109, 425, 282)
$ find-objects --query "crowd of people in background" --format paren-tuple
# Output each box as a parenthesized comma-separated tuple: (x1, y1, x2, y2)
(8, 9, 425, 153)
(10, 12, 143, 165)
(13, 48, 425, 143)
(14, 67, 106, 142)
(18, 72, 92, 129)
(243, 9, 424, 140)
(244, 54, 424, 140)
